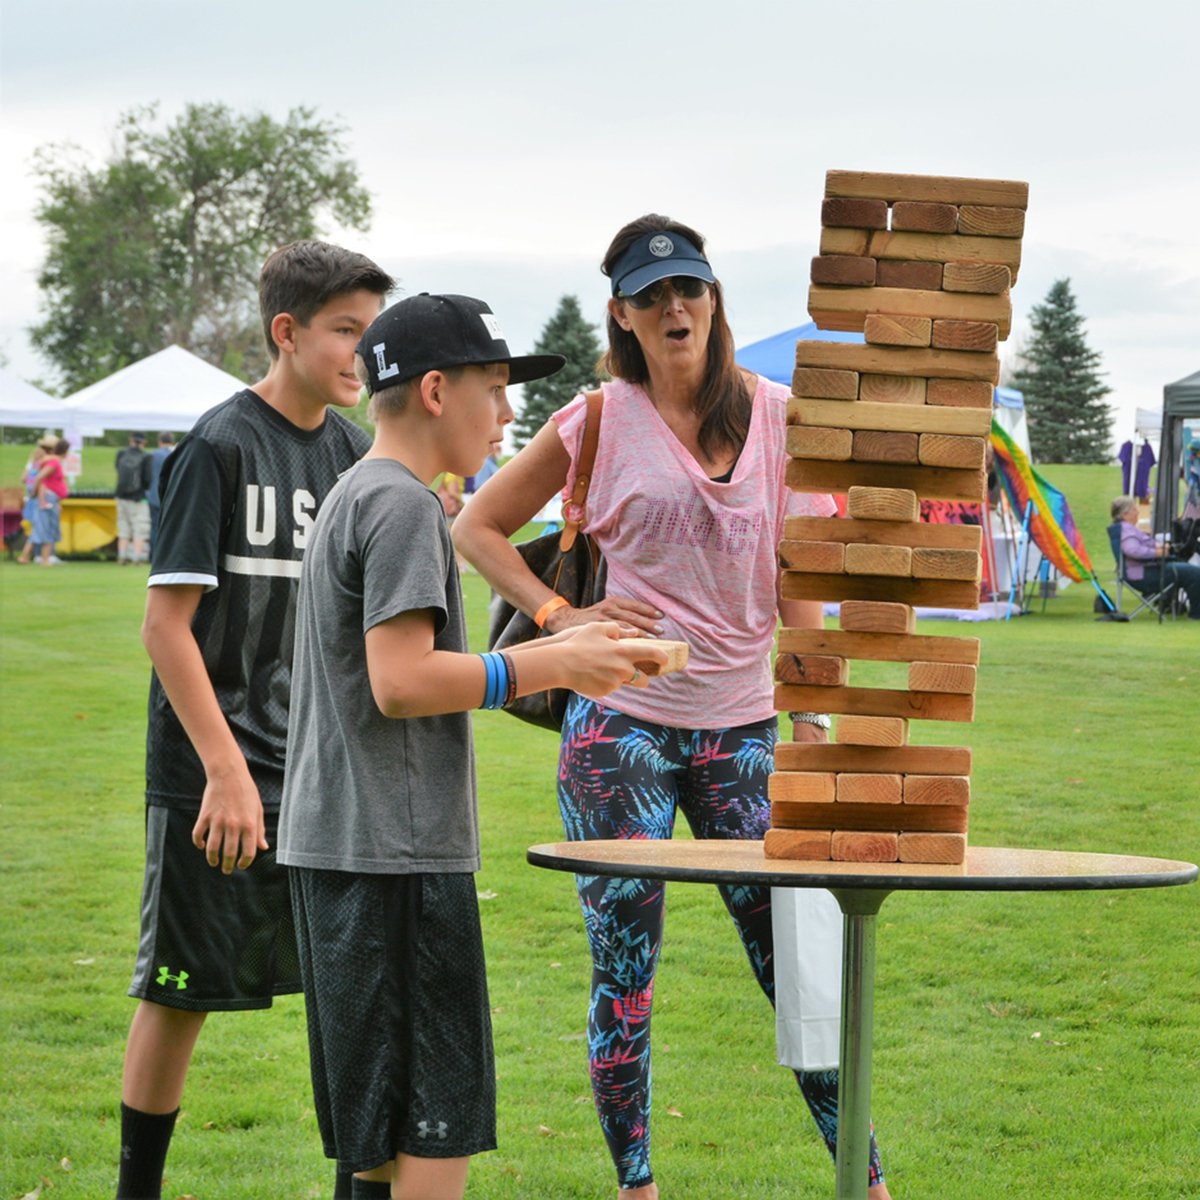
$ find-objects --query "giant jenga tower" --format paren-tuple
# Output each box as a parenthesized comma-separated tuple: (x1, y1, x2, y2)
(766, 169, 1028, 866)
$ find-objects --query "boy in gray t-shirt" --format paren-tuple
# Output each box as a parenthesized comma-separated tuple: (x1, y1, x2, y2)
(278, 293, 664, 1200)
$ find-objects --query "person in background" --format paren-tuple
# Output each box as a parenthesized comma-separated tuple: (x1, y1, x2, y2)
(1113, 495, 1200, 619)
(15, 440, 48, 564)
(25, 435, 70, 566)
(146, 432, 176, 561)
(115, 432, 153, 565)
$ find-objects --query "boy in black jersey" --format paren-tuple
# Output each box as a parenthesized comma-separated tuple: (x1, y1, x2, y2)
(117, 241, 394, 1200)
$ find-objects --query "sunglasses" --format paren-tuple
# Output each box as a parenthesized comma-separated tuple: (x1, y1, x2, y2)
(619, 276, 711, 309)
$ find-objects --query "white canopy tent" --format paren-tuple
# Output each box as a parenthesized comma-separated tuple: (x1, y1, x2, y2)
(0, 367, 65, 429)
(61, 345, 247, 437)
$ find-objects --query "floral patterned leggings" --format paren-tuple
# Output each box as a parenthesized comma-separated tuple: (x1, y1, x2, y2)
(557, 694, 885, 1190)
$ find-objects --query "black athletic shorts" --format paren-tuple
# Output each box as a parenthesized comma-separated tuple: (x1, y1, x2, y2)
(129, 806, 301, 1011)
(290, 868, 496, 1172)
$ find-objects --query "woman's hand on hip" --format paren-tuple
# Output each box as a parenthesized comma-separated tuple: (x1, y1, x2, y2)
(544, 596, 664, 636)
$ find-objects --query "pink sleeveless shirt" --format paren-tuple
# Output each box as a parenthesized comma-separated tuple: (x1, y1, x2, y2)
(552, 376, 835, 729)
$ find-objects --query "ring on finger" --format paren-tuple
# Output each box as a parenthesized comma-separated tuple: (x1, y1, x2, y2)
(630, 667, 641, 684)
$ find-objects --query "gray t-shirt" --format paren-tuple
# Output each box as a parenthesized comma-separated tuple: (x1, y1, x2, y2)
(278, 458, 479, 874)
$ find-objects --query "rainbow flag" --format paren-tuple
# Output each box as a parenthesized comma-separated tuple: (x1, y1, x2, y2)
(990, 421, 1096, 583)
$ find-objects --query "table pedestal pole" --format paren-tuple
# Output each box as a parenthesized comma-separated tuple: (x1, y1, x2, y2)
(830, 888, 891, 1200)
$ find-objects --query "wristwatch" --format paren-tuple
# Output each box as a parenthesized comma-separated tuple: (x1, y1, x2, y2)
(788, 711, 832, 729)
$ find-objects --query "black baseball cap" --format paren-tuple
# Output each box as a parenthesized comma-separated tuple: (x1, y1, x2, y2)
(357, 293, 565, 396)
(609, 230, 716, 298)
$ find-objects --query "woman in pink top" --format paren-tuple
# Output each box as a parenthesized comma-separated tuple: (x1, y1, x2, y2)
(454, 216, 892, 1198)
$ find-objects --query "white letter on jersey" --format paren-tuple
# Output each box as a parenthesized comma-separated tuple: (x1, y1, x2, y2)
(293, 489, 316, 549)
(246, 485, 276, 546)
(373, 342, 400, 381)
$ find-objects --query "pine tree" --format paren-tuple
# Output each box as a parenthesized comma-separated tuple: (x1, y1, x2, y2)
(510, 295, 604, 448)
(1010, 278, 1113, 463)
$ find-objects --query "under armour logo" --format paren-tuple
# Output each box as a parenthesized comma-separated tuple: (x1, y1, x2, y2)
(417, 1120, 448, 1140)
(156, 965, 189, 990)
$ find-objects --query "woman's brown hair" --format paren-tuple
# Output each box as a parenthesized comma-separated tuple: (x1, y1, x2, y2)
(601, 214, 751, 462)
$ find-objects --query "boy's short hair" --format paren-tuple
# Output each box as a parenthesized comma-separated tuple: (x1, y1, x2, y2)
(356, 355, 466, 423)
(259, 241, 394, 359)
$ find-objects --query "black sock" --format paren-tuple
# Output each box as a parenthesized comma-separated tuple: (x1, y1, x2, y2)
(116, 1103, 178, 1199)
(333, 1164, 354, 1198)
(350, 1177, 392, 1198)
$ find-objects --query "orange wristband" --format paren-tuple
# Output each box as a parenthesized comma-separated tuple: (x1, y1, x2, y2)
(534, 594, 569, 629)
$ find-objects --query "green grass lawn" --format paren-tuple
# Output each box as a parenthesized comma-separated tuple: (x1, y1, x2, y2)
(1, 467, 1197, 1199)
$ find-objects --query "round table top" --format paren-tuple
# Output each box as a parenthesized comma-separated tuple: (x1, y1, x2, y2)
(527, 840, 1198, 894)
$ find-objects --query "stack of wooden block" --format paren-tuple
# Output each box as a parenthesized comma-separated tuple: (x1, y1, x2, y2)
(765, 169, 1028, 866)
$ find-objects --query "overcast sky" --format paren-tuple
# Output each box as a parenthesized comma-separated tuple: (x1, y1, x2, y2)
(2, 0, 1197, 445)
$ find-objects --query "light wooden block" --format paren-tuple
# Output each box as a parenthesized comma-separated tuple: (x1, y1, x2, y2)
(846, 486, 920, 522)
(839, 600, 915, 634)
(774, 683, 976, 723)
(941, 262, 1012, 294)
(932, 319, 999, 353)
(911, 547, 982, 581)
(926, 378, 994, 408)
(875, 260, 944, 290)
(836, 715, 908, 745)
(822, 196, 889, 229)
(624, 638, 690, 676)
(775, 742, 972, 776)
(826, 170, 1029, 209)
(807, 283, 1012, 339)
(793, 367, 860, 399)
(811, 255, 878, 286)
(782, 571, 982, 609)
(778, 627, 980, 665)
(904, 775, 972, 806)
(768, 772, 837, 803)
(775, 653, 849, 687)
(790, 399, 992, 437)
(837, 773, 903, 804)
(858, 373, 927, 404)
(789, 425, 854, 461)
(890, 201, 958, 233)
(764, 828, 833, 861)
(785, 515, 982, 552)
(865, 314, 932, 347)
(844, 542, 913, 576)
(919, 433, 986, 469)
(831, 831, 900, 863)
(772, 799, 968, 833)
(794, 339, 1001, 384)
(778, 539, 847, 573)
(898, 832, 967, 864)
(908, 661, 978, 694)
(852, 430, 920, 464)
(957, 205, 1025, 238)
(788, 459, 987, 506)
(820, 228, 1021, 282)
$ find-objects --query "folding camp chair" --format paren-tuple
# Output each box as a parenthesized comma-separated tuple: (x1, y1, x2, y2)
(1106, 522, 1179, 622)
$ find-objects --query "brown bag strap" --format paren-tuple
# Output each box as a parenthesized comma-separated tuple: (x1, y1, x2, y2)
(559, 389, 603, 552)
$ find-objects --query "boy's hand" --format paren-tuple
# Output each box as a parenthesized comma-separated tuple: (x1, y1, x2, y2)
(192, 765, 268, 874)
(559, 621, 670, 696)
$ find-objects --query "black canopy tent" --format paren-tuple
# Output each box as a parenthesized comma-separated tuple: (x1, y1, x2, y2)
(1153, 368, 1200, 535)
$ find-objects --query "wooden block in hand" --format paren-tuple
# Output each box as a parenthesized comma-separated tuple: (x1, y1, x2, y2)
(793, 367, 860, 399)
(789, 426, 854, 461)
(769, 772, 837, 803)
(898, 832, 967, 864)
(926, 378, 995, 408)
(778, 539, 847, 573)
(811, 255, 878, 286)
(908, 661, 977, 694)
(957, 205, 1025, 238)
(852, 430, 920, 464)
(623, 639, 689, 675)
(775, 653, 849, 687)
(876, 260, 944, 290)
(904, 775, 971, 806)
(764, 828, 833, 861)
(865, 314, 932, 347)
(911, 547, 981, 581)
(932, 319, 999, 353)
(919, 434, 986, 469)
(858, 373, 927, 405)
(844, 542, 913, 576)
(839, 600, 915, 635)
(822, 196, 889, 229)
(941, 262, 1011, 294)
(847, 486, 920, 522)
(831, 830, 899, 863)
(890, 201, 958, 233)
(836, 714, 909, 745)
(836, 772, 902, 804)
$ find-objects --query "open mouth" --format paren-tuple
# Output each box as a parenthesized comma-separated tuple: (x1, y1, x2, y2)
(666, 328, 690, 342)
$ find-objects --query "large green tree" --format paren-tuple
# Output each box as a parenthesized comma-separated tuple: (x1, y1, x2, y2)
(510, 295, 605, 448)
(31, 103, 371, 392)
(1010, 278, 1113, 463)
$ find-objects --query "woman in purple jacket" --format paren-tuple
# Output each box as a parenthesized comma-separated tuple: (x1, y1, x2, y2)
(1113, 496, 1200, 619)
